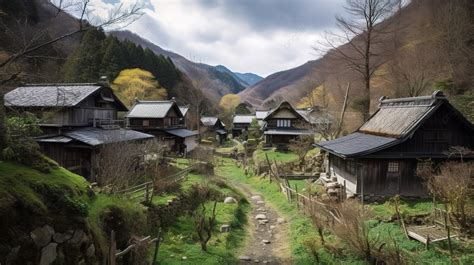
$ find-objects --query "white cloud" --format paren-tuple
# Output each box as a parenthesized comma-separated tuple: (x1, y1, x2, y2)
(82, 0, 344, 76)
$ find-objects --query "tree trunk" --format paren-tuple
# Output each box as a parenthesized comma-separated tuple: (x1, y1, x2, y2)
(0, 92, 6, 152)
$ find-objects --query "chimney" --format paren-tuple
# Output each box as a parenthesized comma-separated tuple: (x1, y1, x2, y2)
(98, 76, 109, 86)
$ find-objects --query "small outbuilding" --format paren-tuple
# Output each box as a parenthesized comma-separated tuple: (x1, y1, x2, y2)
(200, 116, 227, 144)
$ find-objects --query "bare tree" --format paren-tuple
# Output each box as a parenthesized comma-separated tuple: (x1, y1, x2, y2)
(193, 185, 218, 251)
(0, 0, 143, 150)
(288, 135, 314, 169)
(93, 138, 161, 190)
(318, 0, 399, 121)
(419, 160, 473, 231)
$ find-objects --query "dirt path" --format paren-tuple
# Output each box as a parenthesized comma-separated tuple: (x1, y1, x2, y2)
(222, 178, 292, 264)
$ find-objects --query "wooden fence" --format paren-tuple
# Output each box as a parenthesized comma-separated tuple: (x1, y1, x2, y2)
(115, 165, 197, 203)
(107, 229, 161, 265)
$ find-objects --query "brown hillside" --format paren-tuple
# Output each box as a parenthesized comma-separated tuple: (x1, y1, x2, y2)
(240, 0, 473, 132)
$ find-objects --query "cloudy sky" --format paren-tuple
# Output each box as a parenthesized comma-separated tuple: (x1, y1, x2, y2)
(85, 0, 345, 77)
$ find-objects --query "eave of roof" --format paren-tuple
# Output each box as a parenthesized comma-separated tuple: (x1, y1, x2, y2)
(166, 128, 198, 138)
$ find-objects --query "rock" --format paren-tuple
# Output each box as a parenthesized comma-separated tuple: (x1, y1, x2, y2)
(68, 230, 85, 245)
(270, 225, 276, 230)
(263, 261, 269, 264)
(251, 195, 262, 201)
(220, 224, 231, 232)
(182, 256, 187, 260)
(86, 244, 95, 257)
(78, 260, 86, 265)
(262, 239, 271, 244)
(224, 197, 238, 204)
(256, 200, 265, 205)
(6, 246, 20, 265)
(277, 218, 285, 224)
(325, 182, 338, 189)
(255, 214, 267, 220)
(254, 259, 260, 263)
(53, 231, 73, 243)
(239, 255, 252, 261)
(31, 225, 55, 248)
(258, 220, 267, 225)
(39, 243, 57, 265)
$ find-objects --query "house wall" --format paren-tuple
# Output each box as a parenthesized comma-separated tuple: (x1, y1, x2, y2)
(329, 154, 358, 195)
(40, 143, 92, 178)
(185, 136, 197, 152)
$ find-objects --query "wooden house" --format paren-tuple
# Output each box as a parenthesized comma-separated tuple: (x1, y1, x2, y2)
(315, 91, 474, 198)
(232, 114, 256, 138)
(125, 100, 198, 155)
(4, 83, 154, 180)
(262, 101, 314, 147)
(200, 116, 227, 144)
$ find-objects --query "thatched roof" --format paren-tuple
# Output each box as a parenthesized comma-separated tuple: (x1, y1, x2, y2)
(359, 94, 442, 138)
(316, 91, 474, 158)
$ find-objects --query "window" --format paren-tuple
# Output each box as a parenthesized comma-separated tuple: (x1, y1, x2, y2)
(388, 162, 399, 173)
(345, 160, 357, 175)
(416, 161, 431, 174)
(164, 118, 171, 127)
(142, 120, 150, 127)
(277, 119, 291, 127)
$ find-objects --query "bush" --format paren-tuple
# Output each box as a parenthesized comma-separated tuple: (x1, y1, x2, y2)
(2, 114, 51, 172)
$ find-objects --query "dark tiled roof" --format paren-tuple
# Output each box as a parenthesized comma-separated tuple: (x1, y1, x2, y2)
(201, 116, 225, 127)
(64, 127, 153, 146)
(126, 100, 176, 118)
(5, 84, 101, 107)
(264, 128, 314, 136)
(179, 106, 190, 117)
(166, 129, 198, 138)
(316, 132, 397, 158)
(233, 115, 256, 124)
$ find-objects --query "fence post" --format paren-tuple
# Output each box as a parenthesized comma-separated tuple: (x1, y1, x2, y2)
(152, 227, 162, 265)
(108, 230, 116, 265)
(145, 182, 150, 203)
(295, 184, 299, 210)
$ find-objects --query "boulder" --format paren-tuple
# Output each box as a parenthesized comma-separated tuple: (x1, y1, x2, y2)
(39, 243, 57, 265)
(239, 256, 251, 261)
(277, 218, 285, 224)
(6, 246, 20, 265)
(256, 200, 265, 205)
(220, 224, 231, 232)
(251, 195, 262, 201)
(255, 214, 267, 220)
(53, 231, 73, 243)
(224, 197, 237, 204)
(262, 239, 271, 244)
(31, 225, 55, 248)
(68, 230, 85, 245)
(86, 244, 95, 257)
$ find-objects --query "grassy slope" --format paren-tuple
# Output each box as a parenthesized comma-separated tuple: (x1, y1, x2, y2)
(155, 171, 249, 264)
(253, 149, 298, 164)
(0, 161, 147, 256)
(216, 158, 474, 264)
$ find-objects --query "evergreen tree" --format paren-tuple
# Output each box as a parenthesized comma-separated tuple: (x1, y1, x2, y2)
(63, 28, 106, 82)
(100, 37, 126, 80)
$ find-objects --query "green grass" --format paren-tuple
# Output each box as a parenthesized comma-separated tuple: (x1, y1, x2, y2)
(253, 149, 298, 164)
(152, 194, 177, 205)
(369, 199, 439, 220)
(156, 171, 249, 264)
(86, 194, 147, 252)
(215, 139, 244, 154)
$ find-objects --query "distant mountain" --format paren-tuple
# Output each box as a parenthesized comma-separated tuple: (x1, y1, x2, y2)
(214, 65, 263, 88)
(110, 30, 250, 101)
(234, 72, 263, 86)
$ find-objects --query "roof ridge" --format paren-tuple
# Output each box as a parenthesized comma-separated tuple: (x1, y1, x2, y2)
(23, 83, 100, 87)
(379, 91, 446, 106)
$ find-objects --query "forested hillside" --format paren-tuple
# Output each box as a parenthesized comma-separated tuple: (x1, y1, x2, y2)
(110, 30, 254, 102)
(240, 0, 474, 131)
